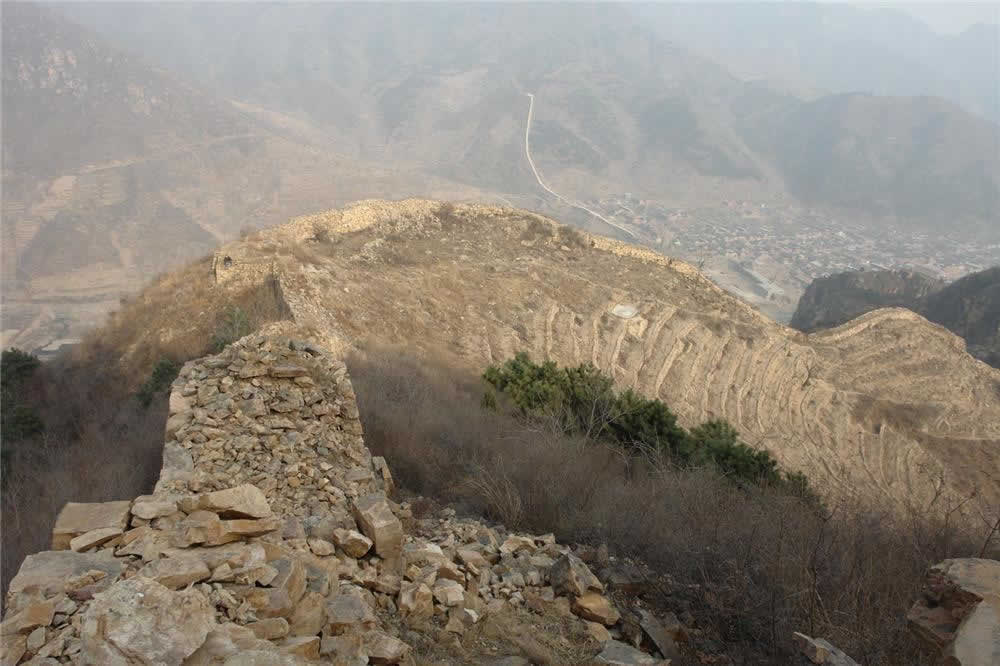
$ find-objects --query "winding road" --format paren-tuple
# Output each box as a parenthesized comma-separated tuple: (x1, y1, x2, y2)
(523, 93, 637, 240)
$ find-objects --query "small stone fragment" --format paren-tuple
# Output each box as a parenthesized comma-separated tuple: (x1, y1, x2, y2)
(25, 626, 46, 653)
(137, 555, 211, 589)
(398, 582, 434, 622)
(433, 579, 466, 607)
(279, 636, 320, 659)
(365, 629, 410, 664)
(306, 538, 336, 557)
(594, 640, 662, 665)
(70, 527, 123, 553)
(246, 618, 289, 640)
(571, 592, 620, 626)
(180, 484, 272, 519)
(131, 497, 179, 521)
(325, 588, 377, 635)
(586, 620, 613, 643)
(287, 590, 326, 637)
(499, 535, 536, 555)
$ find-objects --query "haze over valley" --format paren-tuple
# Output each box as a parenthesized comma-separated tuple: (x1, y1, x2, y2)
(4, 2, 999, 353)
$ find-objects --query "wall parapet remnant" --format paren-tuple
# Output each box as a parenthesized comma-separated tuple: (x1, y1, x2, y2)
(212, 248, 278, 285)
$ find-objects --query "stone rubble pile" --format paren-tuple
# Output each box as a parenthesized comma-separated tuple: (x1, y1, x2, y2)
(2, 334, 684, 665)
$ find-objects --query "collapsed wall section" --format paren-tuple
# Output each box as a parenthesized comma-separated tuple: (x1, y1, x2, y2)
(158, 332, 393, 525)
(0, 333, 684, 666)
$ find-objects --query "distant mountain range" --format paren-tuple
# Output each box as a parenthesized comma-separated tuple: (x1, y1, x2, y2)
(52, 2, 1000, 227)
(3, 2, 998, 351)
(792, 267, 1000, 367)
(1, 2, 485, 350)
(634, 3, 1000, 124)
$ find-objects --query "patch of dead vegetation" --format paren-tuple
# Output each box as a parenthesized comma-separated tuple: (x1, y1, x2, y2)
(2, 256, 296, 598)
(520, 216, 555, 243)
(347, 345, 999, 665)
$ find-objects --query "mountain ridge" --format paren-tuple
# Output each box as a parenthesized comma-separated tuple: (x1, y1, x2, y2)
(792, 267, 1000, 367)
(106, 199, 1000, 520)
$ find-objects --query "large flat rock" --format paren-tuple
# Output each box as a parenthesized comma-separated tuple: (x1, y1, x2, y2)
(6, 550, 123, 608)
(51, 501, 131, 550)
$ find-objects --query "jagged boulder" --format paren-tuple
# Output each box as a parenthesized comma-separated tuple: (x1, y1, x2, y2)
(80, 576, 214, 665)
(179, 484, 272, 519)
(550, 553, 604, 597)
(5, 550, 122, 609)
(352, 493, 403, 565)
(907, 558, 1000, 666)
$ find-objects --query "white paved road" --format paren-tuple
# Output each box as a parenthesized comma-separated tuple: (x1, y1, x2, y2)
(523, 93, 637, 240)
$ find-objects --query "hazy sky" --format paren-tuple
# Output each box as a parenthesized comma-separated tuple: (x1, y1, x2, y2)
(853, 2, 999, 34)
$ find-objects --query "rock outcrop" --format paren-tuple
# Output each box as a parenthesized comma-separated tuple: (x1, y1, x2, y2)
(907, 558, 1000, 666)
(792, 266, 1000, 368)
(790, 269, 946, 333)
(1, 333, 674, 664)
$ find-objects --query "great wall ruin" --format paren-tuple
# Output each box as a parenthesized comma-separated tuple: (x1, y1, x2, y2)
(0, 331, 689, 665)
(3, 199, 998, 665)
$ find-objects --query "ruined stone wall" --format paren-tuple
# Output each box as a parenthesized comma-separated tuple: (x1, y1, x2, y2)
(212, 247, 278, 286)
(158, 332, 392, 526)
(0, 333, 684, 666)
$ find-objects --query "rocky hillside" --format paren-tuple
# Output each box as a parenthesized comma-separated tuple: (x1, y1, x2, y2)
(106, 200, 1000, 520)
(791, 267, 1000, 367)
(922, 267, 1000, 368)
(0, 331, 684, 665)
(790, 270, 946, 331)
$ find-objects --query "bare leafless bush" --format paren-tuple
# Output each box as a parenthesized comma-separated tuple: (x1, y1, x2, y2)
(520, 216, 554, 242)
(435, 202, 463, 230)
(1, 354, 166, 602)
(347, 346, 996, 665)
(310, 222, 332, 245)
(557, 224, 588, 249)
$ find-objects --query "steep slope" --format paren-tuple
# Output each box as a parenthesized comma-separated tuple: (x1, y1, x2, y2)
(791, 269, 946, 331)
(56, 2, 1000, 228)
(920, 268, 1000, 368)
(792, 267, 1000, 367)
(127, 200, 1000, 518)
(1, 3, 486, 353)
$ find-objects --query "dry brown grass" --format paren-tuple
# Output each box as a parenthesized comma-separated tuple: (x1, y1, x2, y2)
(74, 259, 291, 388)
(347, 346, 998, 665)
